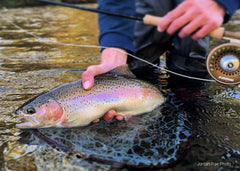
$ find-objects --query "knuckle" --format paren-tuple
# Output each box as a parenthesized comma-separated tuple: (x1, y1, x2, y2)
(168, 19, 184, 34)
(165, 11, 175, 20)
(210, 20, 219, 28)
(197, 6, 205, 14)
(192, 6, 201, 14)
(172, 20, 181, 28)
(87, 65, 95, 71)
(81, 71, 88, 79)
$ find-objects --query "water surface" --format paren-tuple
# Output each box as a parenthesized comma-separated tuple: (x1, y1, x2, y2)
(0, 4, 239, 171)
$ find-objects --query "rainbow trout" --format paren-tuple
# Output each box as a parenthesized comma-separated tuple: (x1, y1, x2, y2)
(15, 65, 164, 128)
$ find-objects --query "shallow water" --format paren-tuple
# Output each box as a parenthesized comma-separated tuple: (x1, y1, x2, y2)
(0, 4, 240, 171)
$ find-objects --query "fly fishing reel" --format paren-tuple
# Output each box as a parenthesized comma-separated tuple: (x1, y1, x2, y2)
(206, 43, 240, 84)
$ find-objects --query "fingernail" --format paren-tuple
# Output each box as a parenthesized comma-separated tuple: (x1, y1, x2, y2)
(158, 26, 163, 32)
(83, 81, 90, 89)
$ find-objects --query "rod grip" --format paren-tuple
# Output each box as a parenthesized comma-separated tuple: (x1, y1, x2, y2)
(143, 14, 225, 39)
(143, 14, 163, 26)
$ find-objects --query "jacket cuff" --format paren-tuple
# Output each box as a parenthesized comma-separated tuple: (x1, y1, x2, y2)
(99, 33, 135, 53)
(215, 0, 240, 23)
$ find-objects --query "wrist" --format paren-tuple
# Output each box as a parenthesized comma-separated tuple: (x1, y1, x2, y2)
(101, 48, 128, 69)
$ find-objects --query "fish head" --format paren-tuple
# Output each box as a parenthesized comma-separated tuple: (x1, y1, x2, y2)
(15, 95, 66, 129)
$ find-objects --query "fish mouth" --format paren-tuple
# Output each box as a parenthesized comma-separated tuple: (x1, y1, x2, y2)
(16, 113, 40, 129)
(16, 100, 66, 129)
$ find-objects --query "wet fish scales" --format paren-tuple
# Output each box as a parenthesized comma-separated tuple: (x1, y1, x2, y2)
(15, 65, 165, 128)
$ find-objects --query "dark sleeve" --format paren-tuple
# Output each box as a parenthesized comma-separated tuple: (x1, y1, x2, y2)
(98, 0, 136, 53)
(215, 0, 240, 23)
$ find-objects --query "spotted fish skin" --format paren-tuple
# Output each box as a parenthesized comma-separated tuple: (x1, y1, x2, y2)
(15, 65, 165, 128)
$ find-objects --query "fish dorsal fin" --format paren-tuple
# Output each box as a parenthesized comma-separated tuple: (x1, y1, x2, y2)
(111, 64, 136, 77)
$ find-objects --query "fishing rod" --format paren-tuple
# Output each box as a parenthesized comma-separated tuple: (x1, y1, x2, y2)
(37, 0, 240, 85)
(37, 0, 142, 21)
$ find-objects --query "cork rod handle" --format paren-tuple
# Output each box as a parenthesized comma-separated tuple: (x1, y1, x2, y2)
(143, 14, 225, 40)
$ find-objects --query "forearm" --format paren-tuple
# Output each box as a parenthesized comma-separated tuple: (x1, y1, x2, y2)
(98, 0, 136, 53)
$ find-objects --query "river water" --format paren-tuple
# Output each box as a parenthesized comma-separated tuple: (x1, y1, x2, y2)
(0, 4, 239, 171)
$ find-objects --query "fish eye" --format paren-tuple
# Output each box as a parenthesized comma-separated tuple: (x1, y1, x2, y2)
(26, 106, 36, 114)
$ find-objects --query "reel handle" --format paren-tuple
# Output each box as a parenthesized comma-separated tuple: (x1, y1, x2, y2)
(143, 14, 240, 40)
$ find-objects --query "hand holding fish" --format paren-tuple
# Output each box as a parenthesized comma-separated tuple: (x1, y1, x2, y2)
(82, 48, 127, 122)
(158, 0, 225, 40)
(16, 65, 164, 128)
(81, 0, 225, 123)
(82, 48, 128, 90)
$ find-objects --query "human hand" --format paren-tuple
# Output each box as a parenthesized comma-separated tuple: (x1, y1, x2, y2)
(158, 0, 225, 40)
(81, 47, 127, 122)
(82, 47, 128, 90)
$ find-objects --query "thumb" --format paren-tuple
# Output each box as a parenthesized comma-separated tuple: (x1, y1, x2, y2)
(81, 69, 94, 90)
(81, 65, 108, 90)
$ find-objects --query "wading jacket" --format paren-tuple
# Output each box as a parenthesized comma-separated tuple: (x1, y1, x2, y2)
(98, 0, 240, 53)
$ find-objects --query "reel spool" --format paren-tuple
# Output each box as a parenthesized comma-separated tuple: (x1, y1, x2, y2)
(206, 43, 240, 84)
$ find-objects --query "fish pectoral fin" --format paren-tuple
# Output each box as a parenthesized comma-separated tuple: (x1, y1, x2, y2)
(123, 115, 140, 123)
(123, 115, 132, 121)
(59, 121, 70, 127)
(115, 110, 140, 122)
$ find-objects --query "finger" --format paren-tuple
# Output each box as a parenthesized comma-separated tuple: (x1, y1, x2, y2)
(158, 2, 187, 32)
(115, 115, 124, 121)
(81, 69, 94, 90)
(102, 109, 116, 121)
(191, 23, 213, 40)
(158, 12, 179, 32)
(167, 12, 193, 35)
(92, 118, 100, 123)
(191, 17, 221, 40)
(82, 65, 108, 90)
(178, 16, 203, 38)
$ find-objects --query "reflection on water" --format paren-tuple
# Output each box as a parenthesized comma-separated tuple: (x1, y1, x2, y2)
(0, 5, 100, 170)
(0, 4, 239, 171)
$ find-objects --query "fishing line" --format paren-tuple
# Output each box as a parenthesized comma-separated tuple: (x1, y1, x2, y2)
(0, 13, 215, 82)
